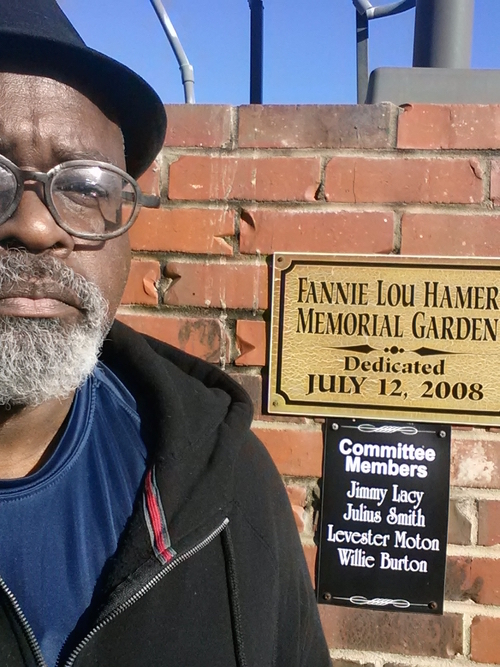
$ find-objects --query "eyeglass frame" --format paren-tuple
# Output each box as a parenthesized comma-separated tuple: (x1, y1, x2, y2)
(0, 154, 160, 241)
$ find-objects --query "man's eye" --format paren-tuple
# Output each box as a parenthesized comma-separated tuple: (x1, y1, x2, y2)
(63, 181, 107, 199)
(54, 182, 112, 211)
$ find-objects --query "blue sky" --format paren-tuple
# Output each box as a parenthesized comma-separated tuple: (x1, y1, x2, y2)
(58, 1, 500, 105)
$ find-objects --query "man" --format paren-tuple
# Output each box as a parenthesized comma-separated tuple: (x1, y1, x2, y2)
(0, 2, 331, 666)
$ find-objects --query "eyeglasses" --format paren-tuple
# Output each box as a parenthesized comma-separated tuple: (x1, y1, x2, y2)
(0, 154, 160, 241)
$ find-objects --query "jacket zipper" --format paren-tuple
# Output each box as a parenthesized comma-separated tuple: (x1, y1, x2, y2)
(0, 575, 47, 667)
(59, 517, 229, 667)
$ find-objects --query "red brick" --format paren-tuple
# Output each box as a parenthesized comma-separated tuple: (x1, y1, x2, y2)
(121, 260, 160, 306)
(235, 320, 267, 366)
(163, 261, 268, 310)
(447, 499, 472, 545)
(302, 545, 318, 586)
(168, 156, 321, 202)
(226, 372, 263, 417)
(290, 506, 305, 533)
(471, 616, 500, 664)
(227, 370, 306, 424)
(398, 104, 500, 149)
(401, 212, 500, 256)
(137, 159, 160, 196)
(478, 500, 500, 546)
(238, 104, 397, 149)
(490, 160, 500, 206)
(324, 156, 484, 204)
(319, 606, 462, 657)
(303, 545, 317, 585)
(164, 104, 232, 148)
(240, 209, 394, 254)
(446, 556, 500, 605)
(451, 436, 500, 488)
(252, 424, 323, 477)
(130, 208, 235, 255)
(285, 482, 308, 533)
(115, 313, 227, 363)
(285, 483, 307, 508)
(260, 413, 309, 425)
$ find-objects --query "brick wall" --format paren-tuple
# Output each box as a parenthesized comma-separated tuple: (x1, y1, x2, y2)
(119, 102, 500, 666)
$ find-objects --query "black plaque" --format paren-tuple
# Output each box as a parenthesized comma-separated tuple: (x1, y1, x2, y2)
(317, 418, 450, 614)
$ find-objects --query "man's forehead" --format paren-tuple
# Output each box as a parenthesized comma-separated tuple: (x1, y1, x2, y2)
(0, 72, 125, 167)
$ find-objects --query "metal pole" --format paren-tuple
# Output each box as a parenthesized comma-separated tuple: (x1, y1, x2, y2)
(356, 9, 369, 103)
(249, 0, 264, 103)
(368, 0, 415, 19)
(352, 1, 416, 21)
(149, 0, 195, 103)
(413, 0, 475, 68)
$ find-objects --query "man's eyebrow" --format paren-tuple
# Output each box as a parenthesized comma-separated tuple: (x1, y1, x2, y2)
(52, 147, 116, 165)
(0, 141, 117, 167)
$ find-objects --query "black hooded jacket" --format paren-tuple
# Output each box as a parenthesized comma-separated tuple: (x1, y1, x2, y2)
(0, 322, 331, 666)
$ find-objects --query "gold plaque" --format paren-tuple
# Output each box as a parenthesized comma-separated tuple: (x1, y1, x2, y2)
(269, 254, 500, 425)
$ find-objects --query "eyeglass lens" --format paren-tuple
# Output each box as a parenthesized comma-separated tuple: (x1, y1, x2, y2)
(0, 163, 137, 237)
(0, 164, 18, 212)
(51, 166, 136, 236)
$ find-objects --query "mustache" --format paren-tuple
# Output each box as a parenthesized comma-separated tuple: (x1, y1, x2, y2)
(0, 252, 109, 326)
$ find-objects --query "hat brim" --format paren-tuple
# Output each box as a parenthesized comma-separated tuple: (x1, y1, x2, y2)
(0, 33, 167, 177)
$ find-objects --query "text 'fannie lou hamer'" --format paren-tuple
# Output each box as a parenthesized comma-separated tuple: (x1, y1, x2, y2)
(295, 278, 500, 342)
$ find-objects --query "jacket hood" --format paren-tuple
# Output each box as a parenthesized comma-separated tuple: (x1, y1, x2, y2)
(55, 322, 330, 667)
(100, 320, 255, 553)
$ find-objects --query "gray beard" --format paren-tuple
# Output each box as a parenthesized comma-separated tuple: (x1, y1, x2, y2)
(0, 253, 109, 407)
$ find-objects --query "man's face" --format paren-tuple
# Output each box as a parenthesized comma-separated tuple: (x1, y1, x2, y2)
(0, 73, 131, 406)
(0, 72, 131, 322)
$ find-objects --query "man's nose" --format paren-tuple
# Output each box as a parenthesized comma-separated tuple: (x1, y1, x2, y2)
(0, 189, 75, 256)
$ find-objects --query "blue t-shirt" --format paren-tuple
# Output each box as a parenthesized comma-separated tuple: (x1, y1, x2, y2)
(0, 363, 147, 666)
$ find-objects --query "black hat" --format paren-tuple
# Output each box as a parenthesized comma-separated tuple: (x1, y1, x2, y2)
(0, 0, 167, 177)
